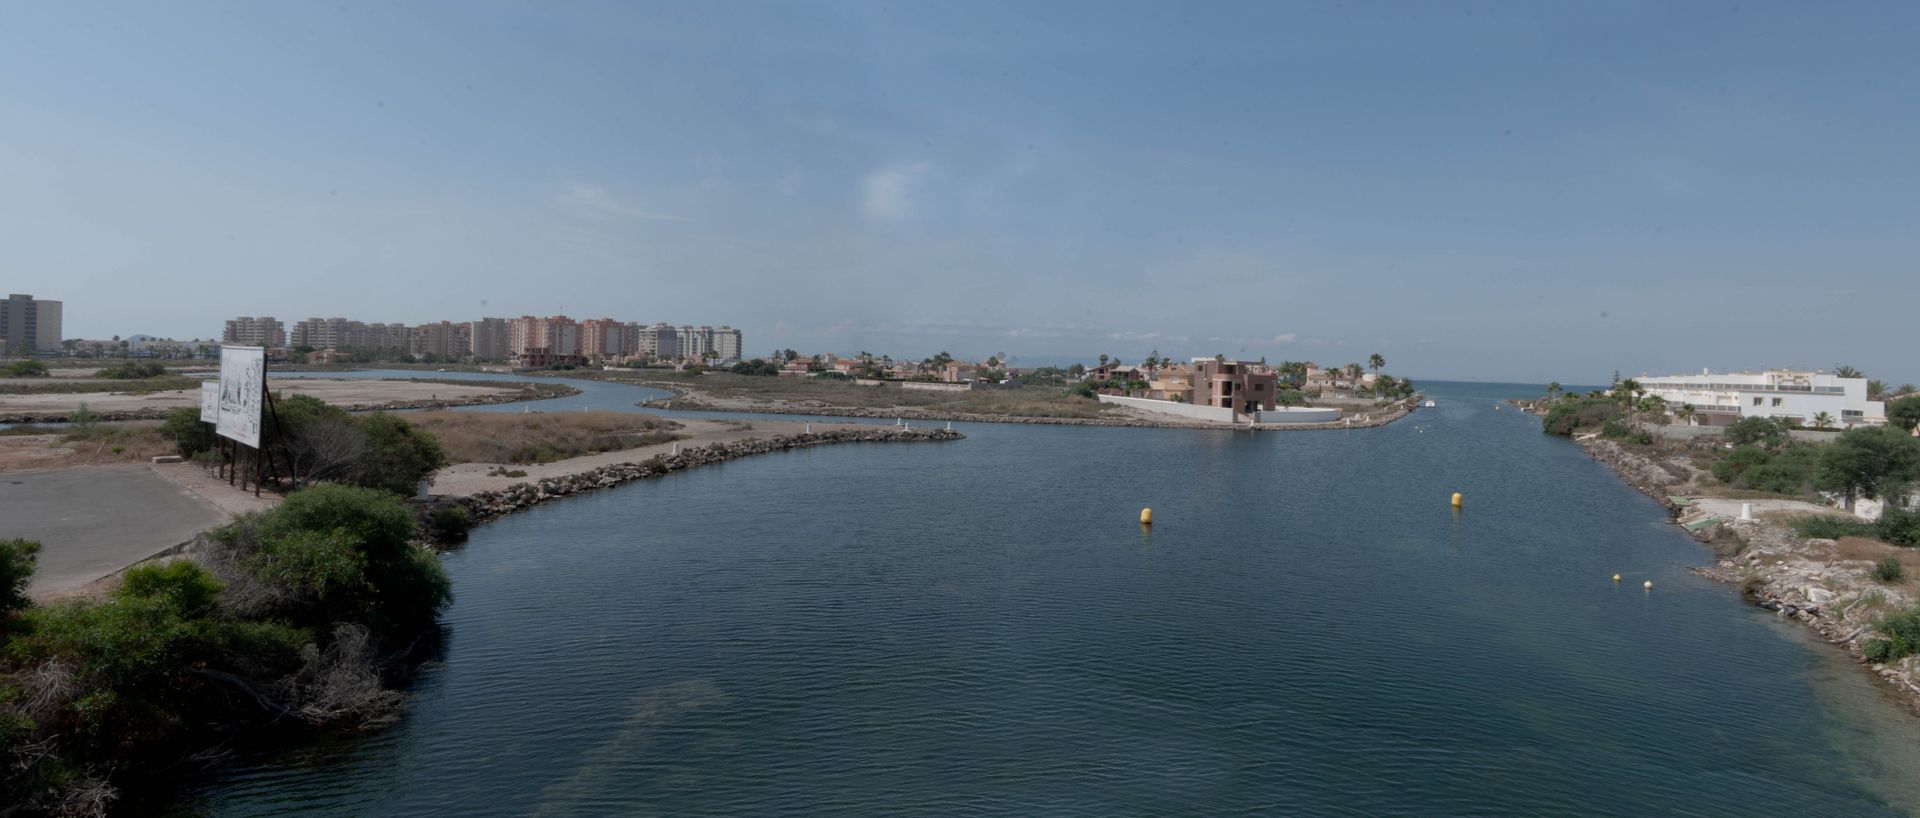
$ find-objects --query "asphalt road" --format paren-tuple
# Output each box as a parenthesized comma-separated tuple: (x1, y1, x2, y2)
(1, 464, 225, 595)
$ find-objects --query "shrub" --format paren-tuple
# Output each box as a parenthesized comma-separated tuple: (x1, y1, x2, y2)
(1725, 417, 1792, 450)
(1874, 556, 1905, 583)
(1069, 382, 1096, 399)
(93, 361, 168, 379)
(0, 539, 41, 622)
(1865, 606, 1920, 663)
(212, 484, 450, 634)
(427, 505, 471, 540)
(3, 360, 48, 377)
(159, 406, 216, 457)
(1875, 507, 1920, 548)
(1791, 515, 1877, 540)
(9, 562, 227, 744)
(351, 413, 449, 496)
(1816, 426, 1920, 509)
(1542, 397, 1623, 436)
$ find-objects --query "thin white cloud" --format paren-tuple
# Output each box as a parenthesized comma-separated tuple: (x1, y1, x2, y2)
(861, 163, 929, 222)
(553, 183, 683, 222)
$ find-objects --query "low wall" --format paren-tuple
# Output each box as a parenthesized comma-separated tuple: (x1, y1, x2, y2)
(900, 381, 972, 393)
(1096, 394, 1236, 423)
(1253, 407, 1341, 424)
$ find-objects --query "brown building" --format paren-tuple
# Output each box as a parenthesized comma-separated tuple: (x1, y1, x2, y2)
(1190, 358, 1278, 413)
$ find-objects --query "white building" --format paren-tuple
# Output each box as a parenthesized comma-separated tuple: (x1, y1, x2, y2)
(1636, 369, 1886, 428)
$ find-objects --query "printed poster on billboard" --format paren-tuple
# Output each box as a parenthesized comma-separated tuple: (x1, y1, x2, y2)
(199, 381, 219, 423)
(216, 345, 265, 448)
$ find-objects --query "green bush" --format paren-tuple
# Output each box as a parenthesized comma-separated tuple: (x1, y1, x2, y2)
(1542, 397, 1623, 436)
(9, 562, 226, 742)
(1725, 417, 1792, 449)
(0, 539, 41, 623)
(219, 484, 450, 633)
(1865, 606, 1920, 663)
(3, 360, 48, 377)
(1599, 419, 1652, 445)
(1875, 507, 1920, 547)
(428, 505, 472, 540)
(352, 413, 449, 496)
(159, 406, 216, 457)
(1791, 515, 1878, 540)
(1874, 556, 1905, 582)
(93, 361, 168, 379)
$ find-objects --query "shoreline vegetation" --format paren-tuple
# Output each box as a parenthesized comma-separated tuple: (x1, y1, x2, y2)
(1518, 389, 1920, 711)
(0, 394, 963, 814)
(597, 372, 1418, 430)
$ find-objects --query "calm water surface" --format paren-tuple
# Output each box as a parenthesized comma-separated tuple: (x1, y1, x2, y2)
(192, 378, 1920, 816)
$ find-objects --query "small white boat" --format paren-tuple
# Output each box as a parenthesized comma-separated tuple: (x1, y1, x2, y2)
(1422, 400, 1437, 408)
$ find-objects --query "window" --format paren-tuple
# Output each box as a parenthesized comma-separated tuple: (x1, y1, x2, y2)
(1771, 397, 1782, 407)
(1753, 397, 1764, 406)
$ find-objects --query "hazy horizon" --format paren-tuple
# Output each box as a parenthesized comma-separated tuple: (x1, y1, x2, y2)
(3, 2, 1915, 385)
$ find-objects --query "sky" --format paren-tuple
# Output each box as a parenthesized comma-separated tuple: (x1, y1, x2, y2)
(1, 1, 1916, 385)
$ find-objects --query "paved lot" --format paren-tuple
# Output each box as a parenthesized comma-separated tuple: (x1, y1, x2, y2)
(1, 464, 225, 596)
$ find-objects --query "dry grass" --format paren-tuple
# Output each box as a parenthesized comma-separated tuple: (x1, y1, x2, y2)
(406, 410, 683, 464)
(0, 421, 178, 469)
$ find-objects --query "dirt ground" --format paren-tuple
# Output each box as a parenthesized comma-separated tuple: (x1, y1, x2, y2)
(0, 377, 517, 416)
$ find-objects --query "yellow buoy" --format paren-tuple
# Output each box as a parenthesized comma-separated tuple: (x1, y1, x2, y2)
(1140, 507, 1153, 525)
(1644, 580, 1654, 590)
(1612, 574, 1622, 583)
(1451, 492, 1463, 508)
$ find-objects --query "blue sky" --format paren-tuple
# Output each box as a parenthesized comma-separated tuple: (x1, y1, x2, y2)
(2, 1, 1915, 384)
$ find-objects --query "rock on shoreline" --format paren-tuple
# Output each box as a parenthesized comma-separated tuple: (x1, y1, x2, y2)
(449, 427, 964, 521)
(1565, 431, 1920, 712)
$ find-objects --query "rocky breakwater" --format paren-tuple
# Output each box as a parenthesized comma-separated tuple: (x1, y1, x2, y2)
(454, 427, 964, 521)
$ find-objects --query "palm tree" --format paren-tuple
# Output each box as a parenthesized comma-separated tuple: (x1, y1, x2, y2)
(1616, 378, 1642, 407)
(1836, 364, 1863, 379)
(1546, 381, 1561, 400)
(1869, 379, 1886, 400)
(1677, 403, 1697, 426)
(1368, 353, 1385, 374)
(1812, 411, 1835, 429)
(1098, 354, 1109, 368)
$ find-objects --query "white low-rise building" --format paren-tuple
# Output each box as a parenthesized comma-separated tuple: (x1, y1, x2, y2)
(1635, 369, 1885, 428)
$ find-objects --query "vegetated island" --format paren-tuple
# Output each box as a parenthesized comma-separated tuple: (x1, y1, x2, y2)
(0, 397, 960, 814)
(1522, 386, 1920, 711)
(575, 370, 1418, 430)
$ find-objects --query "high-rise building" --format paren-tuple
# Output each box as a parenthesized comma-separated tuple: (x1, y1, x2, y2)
(411, 321, 471, 360)
(292, 317, 353, 349)
(508, 315, 580, 358)
(636, 323, 678, 359)
(677, 324, 713, 360)
(712, 325, 743, 361)
(581, 318, 634, 360)
(1, 293, 62, 355)
(470, 317, 509, 360)
(222, 316, 285, 348)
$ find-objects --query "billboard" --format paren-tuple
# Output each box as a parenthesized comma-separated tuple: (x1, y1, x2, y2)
(216, 345, 265, 448)
(199, 381, 219, 423)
